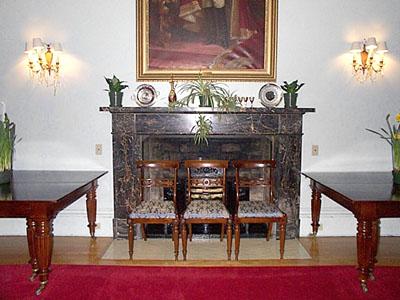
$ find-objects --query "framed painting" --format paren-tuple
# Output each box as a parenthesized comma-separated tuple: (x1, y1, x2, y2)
(136, 0, 278, 81)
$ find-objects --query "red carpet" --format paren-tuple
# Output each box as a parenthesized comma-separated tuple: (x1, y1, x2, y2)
(1, 265, 400, 300)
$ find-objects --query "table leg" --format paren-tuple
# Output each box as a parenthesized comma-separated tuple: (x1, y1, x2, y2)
(368, 220, 380, 281)
(356, 219, 375, 293)
(26, 218, 39, 281)
(86, 182, 97, 238)
(33, 217, 54, 295)
(311, 184, 321, 235)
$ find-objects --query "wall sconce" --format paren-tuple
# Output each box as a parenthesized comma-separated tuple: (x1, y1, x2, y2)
(350, 37, 388, 82)
(25, 38, 63, 94)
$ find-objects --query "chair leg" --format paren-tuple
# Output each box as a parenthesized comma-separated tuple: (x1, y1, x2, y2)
(188, 224, 192, 242)
(173, 220, 179, 261)
(279, 218, 287, 259)
(227, 219, 232, 260)
(141, 224, 147, 241)
(128, 221, 134, 259)
(182, 220, 188, 261)
(266, 222, 273, 241)
(220, 224, 225, 241)
(234, 221, 240, 260)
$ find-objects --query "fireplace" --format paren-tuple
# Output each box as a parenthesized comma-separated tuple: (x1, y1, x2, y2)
(101, 107, 314, 239)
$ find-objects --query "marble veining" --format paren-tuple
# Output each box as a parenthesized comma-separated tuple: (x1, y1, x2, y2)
(101, 107, 314, 239)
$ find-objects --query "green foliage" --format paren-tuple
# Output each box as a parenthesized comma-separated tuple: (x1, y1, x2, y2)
(280, 80, 305, 94)
(192, 114, 213, 145)
(0, 114, 16, 172)
(366, 113, 400, 146)
(172, 75, 239, 109)
(104, 75, 128, 93)
(169, 75, 240, 146)
(367, 113, 400, 173)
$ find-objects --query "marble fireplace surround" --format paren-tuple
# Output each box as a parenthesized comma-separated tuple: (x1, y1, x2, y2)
(101, 107, 314, 239)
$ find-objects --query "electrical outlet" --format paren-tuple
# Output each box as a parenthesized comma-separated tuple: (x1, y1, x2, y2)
(311, 145, 319, 156)
(95, 144, 102, 155)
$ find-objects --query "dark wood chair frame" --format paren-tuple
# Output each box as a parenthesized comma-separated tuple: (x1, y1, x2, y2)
(232, 160, 287, 260)
(128, 160, 180, 260)
(181, 160, 232, 260)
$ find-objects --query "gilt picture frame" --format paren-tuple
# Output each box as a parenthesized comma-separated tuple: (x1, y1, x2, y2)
(136, 0, 278, 81)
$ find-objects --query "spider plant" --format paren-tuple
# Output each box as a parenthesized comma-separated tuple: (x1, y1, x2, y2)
(170, 75, 240, 145)
(173, 74, 233, 108)
(192, 114, 213, 146)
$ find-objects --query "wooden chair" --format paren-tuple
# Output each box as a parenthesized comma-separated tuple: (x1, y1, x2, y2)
(181, 160, 232, 260)
(232, 160, 287, 260)
(127, 160, 180, 260)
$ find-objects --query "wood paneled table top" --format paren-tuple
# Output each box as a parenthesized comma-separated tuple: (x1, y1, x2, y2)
(302, 171, 400, 293)
(0, 170, 107, 295)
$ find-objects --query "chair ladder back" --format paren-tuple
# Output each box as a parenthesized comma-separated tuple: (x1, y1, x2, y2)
(184, 160, 228, 205)
(136, 160, 179, 207)
(233, 160, 276, 207)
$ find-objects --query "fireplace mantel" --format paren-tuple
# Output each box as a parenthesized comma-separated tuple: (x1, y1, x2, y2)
(101, 107, 314, 238)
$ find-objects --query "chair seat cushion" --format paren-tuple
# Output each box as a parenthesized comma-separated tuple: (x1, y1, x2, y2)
(238, 201, 284, 218)
(128, 200, 176, 219)
(183, 200, 230, 219)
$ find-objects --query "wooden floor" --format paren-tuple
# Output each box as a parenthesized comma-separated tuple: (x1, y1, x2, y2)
(1, 236, 400, 266)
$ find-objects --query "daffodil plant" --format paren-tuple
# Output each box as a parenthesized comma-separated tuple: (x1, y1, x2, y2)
(0, 114, 17, 172)
(367, 113, 400, 183)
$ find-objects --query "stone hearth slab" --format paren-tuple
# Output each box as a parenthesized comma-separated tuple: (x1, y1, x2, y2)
(102, 238, 311, 261)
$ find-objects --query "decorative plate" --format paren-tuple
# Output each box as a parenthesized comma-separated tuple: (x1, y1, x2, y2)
(258, 83, 283, 107)
(134, 84, 157, 107)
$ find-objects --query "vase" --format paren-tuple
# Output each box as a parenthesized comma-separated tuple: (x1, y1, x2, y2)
(0, 169, 12, 184)
(392, 138, 400, 185)
(0, 181, 12, 199)
(109, 92, 123, 107)
(168, 89, 177, 104)
(116, 92, 123, 107)
(199, 95, 212, 107)
(392, 183, 400, 201)
(108, 92, 116, 107)
(283, 93, 298, 108)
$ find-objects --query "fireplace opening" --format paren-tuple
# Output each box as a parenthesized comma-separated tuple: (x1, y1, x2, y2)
(140, 136, 273, 238)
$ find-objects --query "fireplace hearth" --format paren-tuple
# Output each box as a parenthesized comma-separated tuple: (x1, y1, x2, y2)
(101, 107, 314, 239)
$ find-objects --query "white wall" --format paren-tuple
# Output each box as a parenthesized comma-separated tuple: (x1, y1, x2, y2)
(0, 0, 398, 237)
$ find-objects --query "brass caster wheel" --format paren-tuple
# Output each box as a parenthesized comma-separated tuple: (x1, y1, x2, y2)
(29, 269, 39, 282)
(35, 281, 47, 296)
(360, 281, 368, 293)
(369, 272, 375, 281)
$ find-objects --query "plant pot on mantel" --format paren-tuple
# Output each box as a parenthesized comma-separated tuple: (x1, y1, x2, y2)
(199, 95, 212, 107)
(283, 93, 298, 108)
(109, 92, 123, 107)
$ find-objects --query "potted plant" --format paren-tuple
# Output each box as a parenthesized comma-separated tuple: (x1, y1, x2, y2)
(170, 75, 239, 145)
(0, 113, 17, 184)
(366, 113, 400, 185)
(177, 74, 233, 108)
(281, 80, 305, 108)
(104, 75, 128, 107)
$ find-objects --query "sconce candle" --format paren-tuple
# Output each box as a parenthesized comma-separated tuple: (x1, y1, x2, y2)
(25, 38, 63, 95)
(350, 37, 388, 82)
